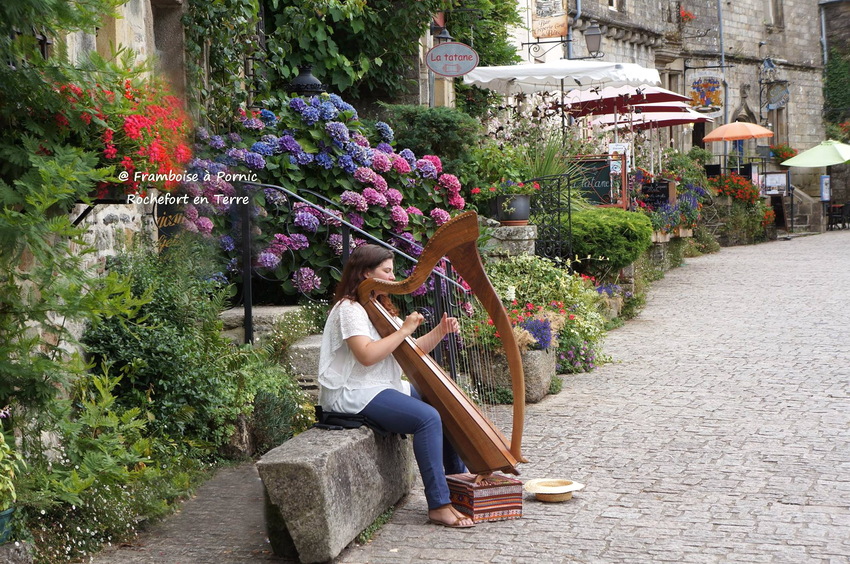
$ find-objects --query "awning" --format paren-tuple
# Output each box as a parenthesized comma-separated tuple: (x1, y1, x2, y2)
(463, 60, 662, 95)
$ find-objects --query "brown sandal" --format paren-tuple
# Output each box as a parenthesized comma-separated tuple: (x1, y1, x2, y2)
(428, 516, 475, 528)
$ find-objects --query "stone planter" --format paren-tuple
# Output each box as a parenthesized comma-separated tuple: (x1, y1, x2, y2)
(471, 349, 555, 404)
(651, 230, 671, 243)
(674, 226, 693, 238)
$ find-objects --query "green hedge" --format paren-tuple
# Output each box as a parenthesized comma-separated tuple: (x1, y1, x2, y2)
(570, 208, 653, 279)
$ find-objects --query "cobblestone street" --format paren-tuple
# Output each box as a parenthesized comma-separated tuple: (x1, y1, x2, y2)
(92, 230, 850, 564)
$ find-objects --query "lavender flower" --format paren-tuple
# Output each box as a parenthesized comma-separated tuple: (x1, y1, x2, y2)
(521, 318, 553, 350)
(293, 267, 322, 294)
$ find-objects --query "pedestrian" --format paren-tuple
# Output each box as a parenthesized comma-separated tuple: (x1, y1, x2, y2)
(318, 243, 473, 528)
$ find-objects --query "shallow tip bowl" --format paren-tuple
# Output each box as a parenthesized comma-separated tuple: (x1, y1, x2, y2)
(523, 478, 585, 503)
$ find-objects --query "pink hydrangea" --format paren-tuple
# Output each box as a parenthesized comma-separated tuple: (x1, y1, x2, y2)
(390, 205, 409, 227)
(181, 217, 198, 232)
(422, 155, 443, 173)
(385, 188, 403, 205)
(392, 156, 412, 174)
(351, 132, 371, 147)
(184, 204, 199, 221)
(371, 151, 392, 173)
(373, 174, 388, 193)
(195, 216, 214, 235)
(406, 205, 423, 216)
(448, 195, 466, 209)
(429, 208, 451, 225)
(353, 166, 378, 184)
(362, 187, 388, 207)
(438, 173, 462, 194)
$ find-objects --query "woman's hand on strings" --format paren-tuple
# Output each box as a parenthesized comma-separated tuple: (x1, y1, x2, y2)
(415, 312, 459, 354)
(400, 311, 425, 337)
(437, 312, 459, 336)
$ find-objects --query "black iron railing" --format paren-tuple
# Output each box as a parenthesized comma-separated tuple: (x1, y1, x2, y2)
(528, 173, 574, 264)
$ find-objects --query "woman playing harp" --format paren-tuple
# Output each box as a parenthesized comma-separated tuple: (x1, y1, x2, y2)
(317, 243, 475, 529)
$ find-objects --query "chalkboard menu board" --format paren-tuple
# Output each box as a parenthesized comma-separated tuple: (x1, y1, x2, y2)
(641, 182, 672, 210)
(574, 159, 611, 204)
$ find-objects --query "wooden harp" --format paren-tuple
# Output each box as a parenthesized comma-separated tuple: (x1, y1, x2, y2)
(357, 211, 526, 475)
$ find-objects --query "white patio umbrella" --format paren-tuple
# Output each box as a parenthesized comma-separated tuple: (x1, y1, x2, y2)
(462, 60, 661, 95)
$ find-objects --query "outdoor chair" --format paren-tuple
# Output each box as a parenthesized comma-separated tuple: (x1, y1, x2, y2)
(828, 203, 845, 230)
(842, 203, 850, 230)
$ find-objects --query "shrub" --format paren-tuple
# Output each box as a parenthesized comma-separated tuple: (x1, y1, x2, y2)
(570, 208, 653, 280)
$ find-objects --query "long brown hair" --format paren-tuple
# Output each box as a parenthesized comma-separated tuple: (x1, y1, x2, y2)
(333, 244, 398, 315)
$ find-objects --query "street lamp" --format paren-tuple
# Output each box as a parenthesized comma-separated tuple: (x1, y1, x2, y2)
(430, 22, 454, 44)
(582, 22, 604, 58)
(286, 65, 326, 96)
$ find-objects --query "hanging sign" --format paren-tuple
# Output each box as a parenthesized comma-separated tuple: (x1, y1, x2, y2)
(688, 72, 724, 119)
(426, 42, 479, 77)
(531, 0, 568, 38)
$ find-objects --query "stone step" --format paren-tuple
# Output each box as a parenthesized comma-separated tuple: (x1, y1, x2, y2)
(287, 334, 322, 399)
(220, 305, 301, 344)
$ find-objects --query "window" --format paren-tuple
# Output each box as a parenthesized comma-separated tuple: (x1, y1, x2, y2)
(766, 0, 784, 27)
(609, 0, 621, 12)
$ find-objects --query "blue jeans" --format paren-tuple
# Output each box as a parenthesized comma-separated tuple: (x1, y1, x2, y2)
(360, 387, 466, 509)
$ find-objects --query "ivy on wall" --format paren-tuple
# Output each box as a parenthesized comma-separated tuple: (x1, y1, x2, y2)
(824, 47, 850, 125)
(183, 0, 262, 131)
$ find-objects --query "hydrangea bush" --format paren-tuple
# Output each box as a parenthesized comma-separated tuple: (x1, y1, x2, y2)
(182, 93, 467, 301)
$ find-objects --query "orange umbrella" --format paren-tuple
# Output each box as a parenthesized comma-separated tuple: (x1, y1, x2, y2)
(702, 121, 773, 142)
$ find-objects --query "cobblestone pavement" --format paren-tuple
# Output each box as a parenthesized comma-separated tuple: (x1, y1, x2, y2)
(93, 231, 850, 563)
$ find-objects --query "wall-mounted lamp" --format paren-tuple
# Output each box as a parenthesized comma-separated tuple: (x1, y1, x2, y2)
(583, 21, 604, 58)
(430, 22, 454, 44)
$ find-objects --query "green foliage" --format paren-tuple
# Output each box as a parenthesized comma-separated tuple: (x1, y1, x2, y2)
(824, 48, 850, 124)
(260, 0, 451, 102)
(660, 146, 712, 188)
(548, 375, 563, 395)
(0, 428, 25, 512)
(81, 237, 295, 450)
(570, 208, 653, 280)
(356, 505, 395, 544)
(716, 199, 772, 245)
(183, 0, 261, 130)
(376, 103, 482, 176)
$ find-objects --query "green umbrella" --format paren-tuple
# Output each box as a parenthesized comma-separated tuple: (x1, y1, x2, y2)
(781, 139, 850, 167)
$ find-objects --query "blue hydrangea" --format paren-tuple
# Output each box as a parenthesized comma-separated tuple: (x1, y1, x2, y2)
(375, 121, 394, 142)
(290, 152, 315, 166)
(345, 142, 373, 167)
(251, 142, 275, 156)
(259, 109, 278, 125)
(325, 121, 350, 144)
(337, 154, 358, 174)
(300, 106, 320, 126)
(315, 151, 335, 170)
(328, 93, 357, 117)
(289, 98, 308, 112)
(279, 135, 302, 154)
(319, 101, 339, 121)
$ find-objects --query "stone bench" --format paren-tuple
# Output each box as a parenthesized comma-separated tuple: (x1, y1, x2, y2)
(256, 426, 415, 563)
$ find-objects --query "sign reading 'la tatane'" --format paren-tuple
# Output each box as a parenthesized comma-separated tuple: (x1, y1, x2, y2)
(426, 42, 479, 77)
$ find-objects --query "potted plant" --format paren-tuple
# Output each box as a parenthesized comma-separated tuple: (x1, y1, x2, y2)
(769, 143, 798, 163)
(471, 179, 541, 226)
(0, 409, 25, 545)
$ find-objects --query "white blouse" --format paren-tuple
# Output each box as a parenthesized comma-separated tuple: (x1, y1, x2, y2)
(317, 299, 410, 414)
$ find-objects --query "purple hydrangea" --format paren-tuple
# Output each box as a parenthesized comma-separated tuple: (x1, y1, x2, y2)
(399, 148, 416, 166)
(288, 233, 310, 250)
(220, 235, 236, 252)
(325, 121, 350, 144)
(346, 142, 373, 167)
(362, 187, 388, 207)
(265, 188, 287, 206)
(347, 212, 365, 229)
(257, 251, 281, 269)
(291, 151, 315, 166)
(242, 117, 265, 130)
(196, 127, 210, 141)
(406, 205, 423, 216)
(290, 98, 308, 112)
(195, 216, 214, 235)
(415, 159, 438, 180)
(209, 135, 226, 149)
(300, 106, 320, 125)
(184, 204, 199, 221)
(293, 267, 322, 294)
(376, 142, 394, 154)
(244, 152, 266, 169)
(340, 190, 369, 212)
(228, 132, 242, 144)
(328, 94, 357, 117)
(279, 135, 302, 154)
(268, 234, 292, 256)
(294, 209, 320, 232)
(328, 233, 355, 256)
(226, 148, 248, 162)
